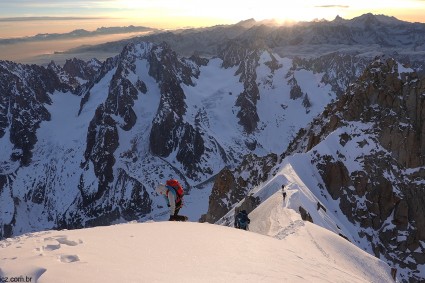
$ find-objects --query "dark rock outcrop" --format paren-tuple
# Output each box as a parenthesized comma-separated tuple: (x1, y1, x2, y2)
(201, 153, 278, 223)
(147, 42, 206, 178)
(290, 53, 368, 96)
(63, 58, 101, 82)
(218, 40, 268, 133)
(299, 206, 313, 222)
(0, 61, 64, 166)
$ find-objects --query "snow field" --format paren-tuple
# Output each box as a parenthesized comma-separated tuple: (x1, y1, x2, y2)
(0, 220, 393, 283)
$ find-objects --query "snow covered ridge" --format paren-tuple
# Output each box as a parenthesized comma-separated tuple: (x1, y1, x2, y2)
(0, 220, 394, 282)
(206, 57, 425, 282)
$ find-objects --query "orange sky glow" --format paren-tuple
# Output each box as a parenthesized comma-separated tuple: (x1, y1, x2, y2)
(1, 0, 425, 38)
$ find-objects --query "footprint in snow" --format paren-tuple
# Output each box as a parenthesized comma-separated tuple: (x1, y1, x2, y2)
(42, 244, 61, 251)
(36, 235, 83, 255)
(58, 254, 80, 263)
(43, 235, 83, 246)
(55, 236, 81, 246)
(275, 220, 305, 240)
(1, 256, 17, 260)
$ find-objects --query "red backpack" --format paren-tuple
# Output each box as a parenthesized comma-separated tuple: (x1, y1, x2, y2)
(166, 179, 184, 202)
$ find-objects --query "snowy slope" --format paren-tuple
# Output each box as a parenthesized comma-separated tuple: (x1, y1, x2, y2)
(217, 131, 423, 281)
(216, 155, 402, 281)
(0, 220, 394, 283)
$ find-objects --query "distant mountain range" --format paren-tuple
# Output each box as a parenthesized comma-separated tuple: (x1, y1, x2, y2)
(63, 13, 425, 61)
(0, 25, 157, 45)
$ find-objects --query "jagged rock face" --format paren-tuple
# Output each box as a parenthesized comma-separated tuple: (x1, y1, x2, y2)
(200, 168, 237, 223)
(288, 76, 303, 100)
(342, 58, 425, 167)
(0, 59, 99, 238)
(218, 40, 249, 69)
(82, 104, 119, 202)
(80, 44, 146, 206)
(218, 40, 266, 133)
(2, 41, 241, 238)
(0, 62, 58, 166)
(290, 53, 368, 96)
(0, 48, 156, 236)
(201, 153, 278, 223)
(147, 42, 206, 177)
(188, 54, 209, 67)
(286, 57, 425, 281)
(58, 167, 152, 230)
(317, 158, 352, 200)
(2, 41, 237, 239)
(78, 56, 118, 115)
(203, 57, 424, 281)
(62, 58, 101, 82)
(78, 41, 207, 214)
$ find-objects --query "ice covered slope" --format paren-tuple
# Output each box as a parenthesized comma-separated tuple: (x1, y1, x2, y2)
(0, 220, 393, 283)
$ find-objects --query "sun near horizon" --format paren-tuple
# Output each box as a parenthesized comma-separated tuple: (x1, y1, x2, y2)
(1, 0, 425, 38)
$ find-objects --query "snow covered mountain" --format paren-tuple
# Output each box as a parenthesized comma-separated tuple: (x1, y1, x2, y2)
(1, 13, 425, 282)
(0, 40, 339, 238)
(204, 57, 425, 281)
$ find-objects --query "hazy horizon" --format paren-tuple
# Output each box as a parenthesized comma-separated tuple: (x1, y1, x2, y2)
(1, 0, 425, 38)
(1, 12, 425, 39)
(0, 8, 425, 64)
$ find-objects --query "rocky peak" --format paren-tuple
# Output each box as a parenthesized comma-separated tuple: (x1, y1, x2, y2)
(333, 15, 345, 23)
(352, 13, 380, 27)
(62, 58, 101, 81)
(187, 53, 209, 67)
(218, 39, 269, 133)
(82, 43, 152, 205)
(235, 18, 257, 29)
(290, 53, 368, 96)
(343, 57, 425, 167)
(0, 61, 60, 165)
(77, 56, 118, 115)
(118, 41, 237, 180)
(147, 41, 197, 87)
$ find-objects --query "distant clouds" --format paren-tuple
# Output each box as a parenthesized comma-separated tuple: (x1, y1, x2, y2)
(315, 5, 350, 8)
(1, 0, 424, 29)
(2, 0, 118, 7)
(0, 25, 155, 45)
(0, 17, 108, 22)
(0, 0, 119, 18)
(2, 0, 116, 3)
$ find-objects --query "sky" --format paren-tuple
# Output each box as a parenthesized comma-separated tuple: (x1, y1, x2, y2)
(1, 0, 425, 37)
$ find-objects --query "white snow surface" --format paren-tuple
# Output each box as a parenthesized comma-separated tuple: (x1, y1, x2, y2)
(0, 214, 393, 283)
